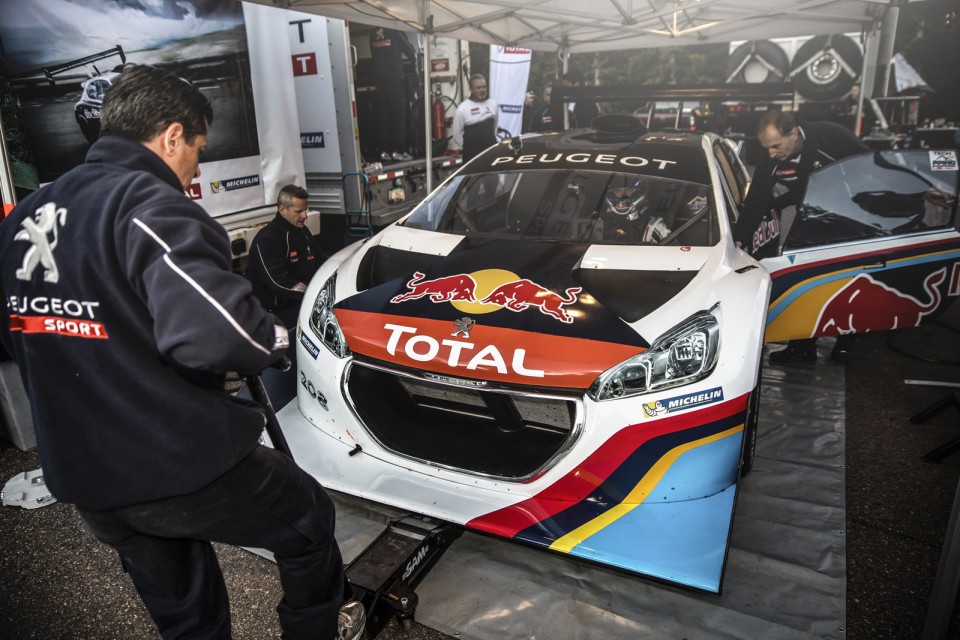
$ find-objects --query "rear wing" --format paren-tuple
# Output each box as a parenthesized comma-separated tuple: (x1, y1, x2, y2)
(42, 45, 126, 85)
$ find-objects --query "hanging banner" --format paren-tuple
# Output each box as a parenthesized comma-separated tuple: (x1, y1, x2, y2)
(0, 0, 263, 217)
(489, 45, 532, 138)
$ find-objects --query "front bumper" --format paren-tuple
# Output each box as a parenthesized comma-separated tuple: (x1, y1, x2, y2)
(286, 329, 750, 592)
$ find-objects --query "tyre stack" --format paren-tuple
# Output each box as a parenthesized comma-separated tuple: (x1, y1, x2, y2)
(726, 34, 863, 163)
(726, 34, 862, 101)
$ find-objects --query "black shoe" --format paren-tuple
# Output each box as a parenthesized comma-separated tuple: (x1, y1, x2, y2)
(769, 341, 817, 364)
(337, 600, 366, 640)
(831, 334, 855, 362)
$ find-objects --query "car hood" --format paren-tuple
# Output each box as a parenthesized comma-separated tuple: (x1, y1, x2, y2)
(333, 229, 713, 390)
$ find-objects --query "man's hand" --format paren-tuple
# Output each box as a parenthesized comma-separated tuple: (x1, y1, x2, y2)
(923, 188, 955, 209)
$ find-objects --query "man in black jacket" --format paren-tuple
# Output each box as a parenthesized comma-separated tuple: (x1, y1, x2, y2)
(370, 27, 417, 162)
(734, 109, 869, 364)
(0, 64, 363, 640)
(245, 183, 321, 327)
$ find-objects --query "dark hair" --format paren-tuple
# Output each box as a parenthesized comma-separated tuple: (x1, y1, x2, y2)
(757, 109, 796, 136)
(562, 70, 584, 86)
(100, 64, 213, 143)
(277, 184, 309, 208)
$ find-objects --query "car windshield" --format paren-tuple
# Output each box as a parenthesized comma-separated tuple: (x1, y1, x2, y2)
(402, 169, 718, 246)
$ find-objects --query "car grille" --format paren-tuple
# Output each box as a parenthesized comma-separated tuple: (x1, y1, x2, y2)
(344, 361, 583, 481)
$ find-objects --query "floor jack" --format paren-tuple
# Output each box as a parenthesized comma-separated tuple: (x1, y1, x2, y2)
(243, 360, 463, 638)
(346, 514, 463, 636)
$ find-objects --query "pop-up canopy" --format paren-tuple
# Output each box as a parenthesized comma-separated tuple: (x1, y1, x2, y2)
(240, 0, 921, 186)
(242, 0, 914, 53)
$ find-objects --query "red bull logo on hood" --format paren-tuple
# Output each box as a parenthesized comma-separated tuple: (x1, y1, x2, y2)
(391, 269, 582, 323)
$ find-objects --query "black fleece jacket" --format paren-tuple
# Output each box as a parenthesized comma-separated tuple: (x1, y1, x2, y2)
(734, 120, 869, 252)
(0, 136, 288, 510)
(244, 213, 320, 325)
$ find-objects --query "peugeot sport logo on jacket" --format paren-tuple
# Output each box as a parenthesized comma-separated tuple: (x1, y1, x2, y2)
(15, 202, 67, 283)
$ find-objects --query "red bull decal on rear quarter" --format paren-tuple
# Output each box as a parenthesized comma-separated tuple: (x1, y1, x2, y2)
(814, 269, 945, 334)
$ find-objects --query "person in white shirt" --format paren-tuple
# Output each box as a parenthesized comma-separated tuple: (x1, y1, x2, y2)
(451, 73, 499, 161)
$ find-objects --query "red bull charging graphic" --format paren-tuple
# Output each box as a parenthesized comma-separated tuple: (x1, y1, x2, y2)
(814, 268, 946, 335)
(390, 269, 582, 324)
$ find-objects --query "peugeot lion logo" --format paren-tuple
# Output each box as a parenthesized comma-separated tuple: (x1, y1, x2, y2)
(15, 202, 68, 283)
(451, 317, 476, 339)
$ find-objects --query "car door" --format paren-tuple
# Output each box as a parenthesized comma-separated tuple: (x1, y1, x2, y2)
(761, 149, 960, 342)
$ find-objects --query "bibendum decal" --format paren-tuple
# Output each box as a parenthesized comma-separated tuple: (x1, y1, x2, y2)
(15, 202, 67, 283)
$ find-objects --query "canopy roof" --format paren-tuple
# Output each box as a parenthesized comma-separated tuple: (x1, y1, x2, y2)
(248, 0, 917, 53)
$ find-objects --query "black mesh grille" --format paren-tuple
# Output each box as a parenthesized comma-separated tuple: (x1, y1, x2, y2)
(345, 363, 580, 479)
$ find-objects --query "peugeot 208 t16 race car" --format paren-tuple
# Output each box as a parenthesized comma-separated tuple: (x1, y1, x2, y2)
(284, 124, 769, 594)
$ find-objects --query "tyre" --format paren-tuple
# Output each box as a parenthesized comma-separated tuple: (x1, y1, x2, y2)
(791, 34, 862, 101)
(726, 40, 790, 84)
(740, 362, 762, 477)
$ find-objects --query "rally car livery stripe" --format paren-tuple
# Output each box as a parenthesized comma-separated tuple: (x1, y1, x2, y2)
(769, 236, 960, 306)
(549, 424, 742, 553)
(466, 394, 749, 538)
(769, 253, 956, 324)
(514, 411, 744, 543)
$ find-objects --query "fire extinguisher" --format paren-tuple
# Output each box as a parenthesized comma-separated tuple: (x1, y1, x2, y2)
(432, 85, 446, 142)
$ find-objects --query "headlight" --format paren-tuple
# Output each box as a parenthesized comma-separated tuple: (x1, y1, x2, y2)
(308, 273, 350, 358)
(588, 307, 720, 402)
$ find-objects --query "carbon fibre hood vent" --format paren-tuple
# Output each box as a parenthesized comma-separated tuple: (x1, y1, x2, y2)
(573, 268, 697, 323)
(356, 244, 443, 292)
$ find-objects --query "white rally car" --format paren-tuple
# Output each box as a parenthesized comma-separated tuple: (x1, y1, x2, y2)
(281, 122, 960, 593)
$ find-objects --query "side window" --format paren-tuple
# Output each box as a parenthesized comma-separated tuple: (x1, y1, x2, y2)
(783, 151, 958, 251)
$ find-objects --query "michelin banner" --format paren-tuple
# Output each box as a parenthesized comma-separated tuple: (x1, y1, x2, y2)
(0, 0, 265, 217)
(489, 45, 532, 138)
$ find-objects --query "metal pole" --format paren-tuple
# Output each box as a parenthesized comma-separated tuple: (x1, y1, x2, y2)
(922, 470, 960, 639)
(423, 1, 434, 193)
(559, 41, 570, 130)
(859, 23, 883, 136)
(877, 3, 901, 97)
(0, 116, 18, 214)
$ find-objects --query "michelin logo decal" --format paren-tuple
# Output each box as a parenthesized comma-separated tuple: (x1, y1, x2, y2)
(210, 175, 261, 194)
(643, 387, 724, 418)
(298, 327, 321, 359)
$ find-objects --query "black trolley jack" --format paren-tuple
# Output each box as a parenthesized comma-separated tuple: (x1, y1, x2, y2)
(242, 359, 463, 637)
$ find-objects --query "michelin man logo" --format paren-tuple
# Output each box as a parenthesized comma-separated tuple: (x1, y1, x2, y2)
(642, 400, 667, 418)
(15, 202, 68, 283)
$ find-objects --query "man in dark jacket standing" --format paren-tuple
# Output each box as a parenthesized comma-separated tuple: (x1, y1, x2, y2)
(245, 183, 321, 327)
(734, 109, 868, 364)
(0, 65, 363, 640)
(370, 27, 417, 162)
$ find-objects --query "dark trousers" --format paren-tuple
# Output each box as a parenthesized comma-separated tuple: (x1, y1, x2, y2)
(78, 446, 345, 640)
(376, 78, 409, 153)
